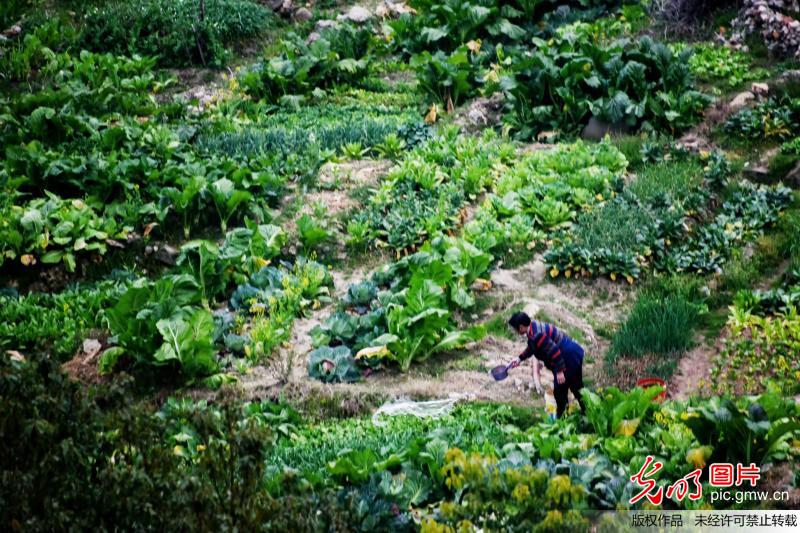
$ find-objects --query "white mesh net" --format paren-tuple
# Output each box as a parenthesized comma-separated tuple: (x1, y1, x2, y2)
(371, 395, 463, 426)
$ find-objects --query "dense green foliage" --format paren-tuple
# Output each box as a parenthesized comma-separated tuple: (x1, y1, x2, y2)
(0, 282, 121, 360)
(82, 0, 272, 67)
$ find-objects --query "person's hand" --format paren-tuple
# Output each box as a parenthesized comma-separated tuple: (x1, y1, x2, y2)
(508, 358, 521, 369)
(556, 371, 566, 385)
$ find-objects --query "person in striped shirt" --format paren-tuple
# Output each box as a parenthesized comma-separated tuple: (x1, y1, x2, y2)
(508, 312, 586, 418)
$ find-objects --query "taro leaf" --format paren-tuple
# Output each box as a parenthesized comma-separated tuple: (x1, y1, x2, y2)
(297, 214, 329, 249)
(253, 223, 287, 259)
(27, 107, 56, 137)
(450, 284, 475, 308)
(153, 309, 218, 378)
(98, 347, 125, 374)
(420, 26, 448, 43)
(488, 18, 526, 40)
(20, 208, 44, 233)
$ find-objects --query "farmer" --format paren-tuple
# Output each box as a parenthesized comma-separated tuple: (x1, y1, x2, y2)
(508, 312, 586, 418)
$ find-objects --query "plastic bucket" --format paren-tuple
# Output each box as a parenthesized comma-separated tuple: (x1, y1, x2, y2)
(636, 377, 667, 402)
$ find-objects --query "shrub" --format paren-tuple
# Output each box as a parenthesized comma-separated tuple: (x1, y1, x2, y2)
(0, 352, 341, 530)
(501, 25, 711, 139)
(81, 0, 272, 67)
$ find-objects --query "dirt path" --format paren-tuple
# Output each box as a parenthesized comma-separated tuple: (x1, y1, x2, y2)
(668, 336, 719, 400)
(234, 253, 633, 409)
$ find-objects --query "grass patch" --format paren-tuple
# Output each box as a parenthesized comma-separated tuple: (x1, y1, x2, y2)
(627, 159, 704, 204)
(612, 135, 645, 169)
(608, 275, 704, 364)
(81, 0, 273, 68)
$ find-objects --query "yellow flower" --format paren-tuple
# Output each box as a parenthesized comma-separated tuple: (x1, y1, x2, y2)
(550, 267, 559, 278)
(512, 483, 531, 502)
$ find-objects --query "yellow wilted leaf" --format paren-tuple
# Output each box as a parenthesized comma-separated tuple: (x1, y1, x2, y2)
(425, 104, 438, 124)
(20, 254, 36, 266)
(615, 418, 640, 436)
(565, 270, 572, 278)
(610, 273, 617, 281)
(71, 199, 86, 209)
(686, 446, 712, 469)
(173, 445, 186, 457)
(466, 39, 481, 54)
(595, 193, 603, 201)
(550, 267, 559, 278)
(626, 275, 634, 284)
(356, 345, 391, 360)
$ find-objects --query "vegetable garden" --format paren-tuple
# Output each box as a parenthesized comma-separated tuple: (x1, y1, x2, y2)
(2, 0, 799, 530)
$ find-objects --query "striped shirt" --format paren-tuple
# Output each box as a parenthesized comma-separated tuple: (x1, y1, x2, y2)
(518, 320, 568, 372)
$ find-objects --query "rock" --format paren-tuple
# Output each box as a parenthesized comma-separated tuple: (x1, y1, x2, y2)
(729, 91, 755, 112)
(581, 116, 631, 141)
(294, 7, 313, 22)
(345, 5, 372, 23)
(451, 93, 505, 133)
(676, 133, 713, 153)
(315, 19, 337, 31)
(1, 25, 22, 39)
(82, 339, 103, 359)
(751, 82, 769, 96)
(154, 244, 179, 266)
(376, 1, 415, 18)
(306, 31, 322, 44)
(743, 164, 770, 182)
(779, 69, 800, 83)
(784, 161, 800, 187)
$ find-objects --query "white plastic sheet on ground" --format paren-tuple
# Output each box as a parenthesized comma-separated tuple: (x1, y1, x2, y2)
(371, 395, 463, 426)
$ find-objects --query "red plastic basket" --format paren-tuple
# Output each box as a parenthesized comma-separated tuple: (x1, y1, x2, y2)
(636, 377, 667, 402)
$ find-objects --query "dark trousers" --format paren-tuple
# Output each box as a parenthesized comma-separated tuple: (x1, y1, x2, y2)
(554, 365, 585, 418)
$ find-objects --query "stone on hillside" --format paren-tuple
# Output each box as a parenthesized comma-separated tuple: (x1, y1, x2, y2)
(345, 6, 372, 23)
(452, 93, 504, 133)
(784, 161, 800, 187)
(751, 82, 769, 96)
(376, 1, 415, 18)
(315, 19, 337, 31)
(294, 7, 313, 22)
(743, 164, 770, 182)
(581, 116, 630, 141)
(729, 91, 755, 112)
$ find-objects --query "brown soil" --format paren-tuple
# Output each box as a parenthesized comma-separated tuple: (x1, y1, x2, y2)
(62, 336, 110, 385)
(303, 190, 360, 218)
(669, 336, 722, 400)
(317, 159, 393, 189)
